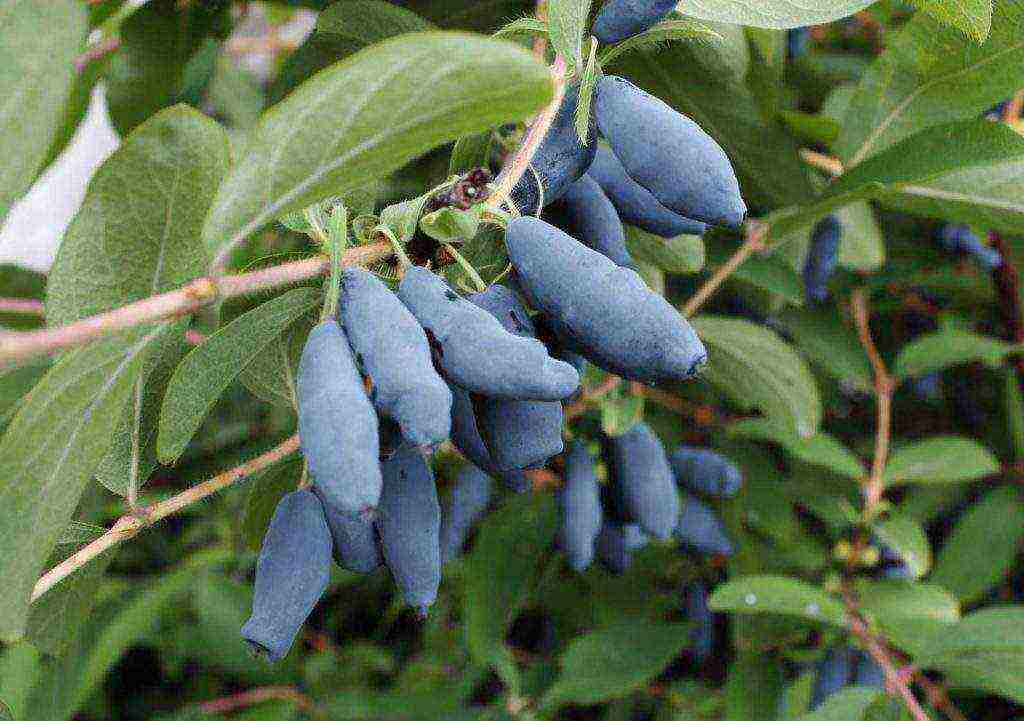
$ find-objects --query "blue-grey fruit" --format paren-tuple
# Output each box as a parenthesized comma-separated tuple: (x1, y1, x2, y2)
(557, 441, 603, 571)
(547, 175, 634, 267)
(297, 320, 382, 513)
(608, 423, 679, 540)
(314, 488, 382, 574)
(594, 76, 746, 228)
(596, 521, 646, 574)
(440, 464, 493, 564)
(510, 83, 597, 216)
(376, 445, 441, 613)
(686, 582, 713, 663)
(241, 490, 332, 662)
(593, 0, 678, 44)
(811, 645, 855, 710)
(507, 216, 707, 385)
(937, 223, 1002, 269)
(854, 652, 885, 688)
(804, 215, 842, 304)
(398, 267, 579, 400)
(339, 268, 452, 447)
(468, 285, 565, 470)
(675, 493, 734, 556)
(448, 384, 495, 472)
(787, 27, 812, 58)
(670, 447, 743, 498)
(588, 146, 706, 238)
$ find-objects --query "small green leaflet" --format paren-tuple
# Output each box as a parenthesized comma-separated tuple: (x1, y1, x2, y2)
(894, 327, 1016, 378)
(546, 0, 591, 73)
(883, 435, 999, 487)
(709, 575, 846, 627)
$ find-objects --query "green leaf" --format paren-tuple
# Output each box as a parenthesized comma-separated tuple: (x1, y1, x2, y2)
(547, 0, 591, 72)
(157, 288, 321, 463)
(836, 201, 885, 271)
(705, 242, 806, 306)
(0, 0, 87, 226)
(597, 18, 722, 66)
(930, 486, 1024, 605)
(270, 0, 433, 105)
(724, 653, 785, 721)
(0, 361, 49, 431)
(857, 580, 960, 627)
(882, 435, 999, 487)
(0, 642, 41, 721)
(419, 206, 482, 244)
(574, 39, 598, 145)
(448, 132, 494, 175)
(776, 307, 873, 391)
(916, 607, 1024, 704)
(47, 105, 230, 326)
(242, 457, 304, 551)
(709, 575, 846, 627)
(730, 418, 863, 479)
(203, 32, 553, 264)
(692, 316, 822, 438)
(493, 16, 549, 40)
(778, 110, 842, 146)
(894, 327, 1016, 378)
(801, 687, 883, 721)
(0, 326, 167, 642)
(625, 226, 704, 273)
(835, 3, 1024, 166)
(239, 310, 316, 411)
(463, 492, 558, 691)
(872, 512, 931, 579)
(679, 1, 876, 28)
(910, 0, 993, 43)
(611, 45, 814, 210)
(540, 620, 692, 708)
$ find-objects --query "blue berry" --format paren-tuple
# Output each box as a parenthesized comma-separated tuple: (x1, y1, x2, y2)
(674, 493, 734, 557)
(557, 441, 603, 571)
(670, 447, 743, 498)
(440, 464, 493, 564)
(811, 645, 855, 710)
(685, 582, 714, 663)
(608, 423, 679, 540)
(593, 0, 678, 44)
(546, 175, 634, 267)
(803, 215, 842, 304)
(936, 223, 1002, 269)
(314, 488, 383, 574)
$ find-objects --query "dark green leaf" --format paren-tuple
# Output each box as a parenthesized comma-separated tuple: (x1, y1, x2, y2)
(894, 327, 1017, 378)
(802, 688, 883, 721)
(625, 226, 704, 273)
(872, 512, 931, 579)
(883, 436, 999, 487)
(709, 575, 846, 627)
(730, 418, 863, 478)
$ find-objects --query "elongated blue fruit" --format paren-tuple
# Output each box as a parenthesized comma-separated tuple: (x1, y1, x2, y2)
(297, 320, 382, 513)
(588, 146, 706, 238)
(596, 522, 646, 574)
(510, 83, 597, 216)
(854, 651, 885, 688)
(440, 464, 493, 564)
(670, 447, 743, 498)
(593, 0, 678, 44)
(314, 488, 382, 574)
(608, 423, 679, 540)
(339, 268, 452, 447)
(398, 267, 579, 400)
(937, 223, 1002, 269)
(507, 216, 707, 385)
(810, 645, 855, 710)
(686, 582, 714, 663)
(674, 493, 734, 557)
(804, 215, 842, 304)
(241, 490, 332, 662)
(557, 441, 603, 571)
(787, 27, 812, 59)
(594, 76, 746, 228)
(447, 385, 534, 493)
(547, 175, 634, 267)
(468, 285, 564, 470)
(376, 445, 441, 613)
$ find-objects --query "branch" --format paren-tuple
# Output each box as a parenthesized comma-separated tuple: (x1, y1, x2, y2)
(800, 149, 844, 177)
(532, 0, 549, 61)
(198, 686, 314, 715)
(0, 298, 45, 316)
(682, 219, 767, 318)
(488, 56, 568, 212)
(74, 36, 121, 74)
(846, 610, 931, 721)
(31, 434, 301, 603)
(851, 288, 893, 516)
(0, 242, 391, 368)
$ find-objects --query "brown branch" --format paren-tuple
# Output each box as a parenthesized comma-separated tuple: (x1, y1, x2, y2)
(1004, 90, 1024, 124)
(564, 375, 621, 420)
(198, 686, 313, 715)
(800, 149, 844, 177)
(0, 298, 45, 316)
(488, 56, 568, 213)
(532, 0, 549, 61)
(0, 242, 391, 368)
(74, 36, 121, 74)
(682, 219, 767, 318)
(31, 435, 301, 603)
(846, 610, 931, 721)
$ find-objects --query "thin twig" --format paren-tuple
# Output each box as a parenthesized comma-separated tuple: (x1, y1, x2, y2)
(74, 36, 121, 73)
(851, 288, 892, 515)
(682, 220, 767, 318)
(0, 243, 391, 367)
(564, 375, 621, 420)
(31, 435, 301, 602)
(846, 610, 931, 721)
(0, 298, 45, 316)
(800, 149, 844, 177)
(198, 686, 314, 715)
(532, 0, 549, 61)
(488, 56, 568, 212)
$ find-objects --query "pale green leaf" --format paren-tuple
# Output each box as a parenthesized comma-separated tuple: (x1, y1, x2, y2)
(775, 307, 873, 392)
(203, 32, 553, 264)
(801, 688, 883, 721)
(157, 288, 321, 463)
(693, 316, 822, 437)
(681, 1, 876, 28)
(597, 18, 722, 66)
(239, 310, 316, 411)
(872, 513, 931, 579)
(894, 327, 1016, 378)
(625, 226, 704, 273)
(910, 0, 994, 43)
(883, 435, 999, 487)
(547, 0, 591, 72)
(730, 418, 864, 479)
(0, 0, 88, 226)
(0, 326, 167, 642)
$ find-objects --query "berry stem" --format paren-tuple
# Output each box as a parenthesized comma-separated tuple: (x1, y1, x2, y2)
(0, 242, 391, 368)
(30, 434, 301, 603)
(197, 686, 315, 715)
